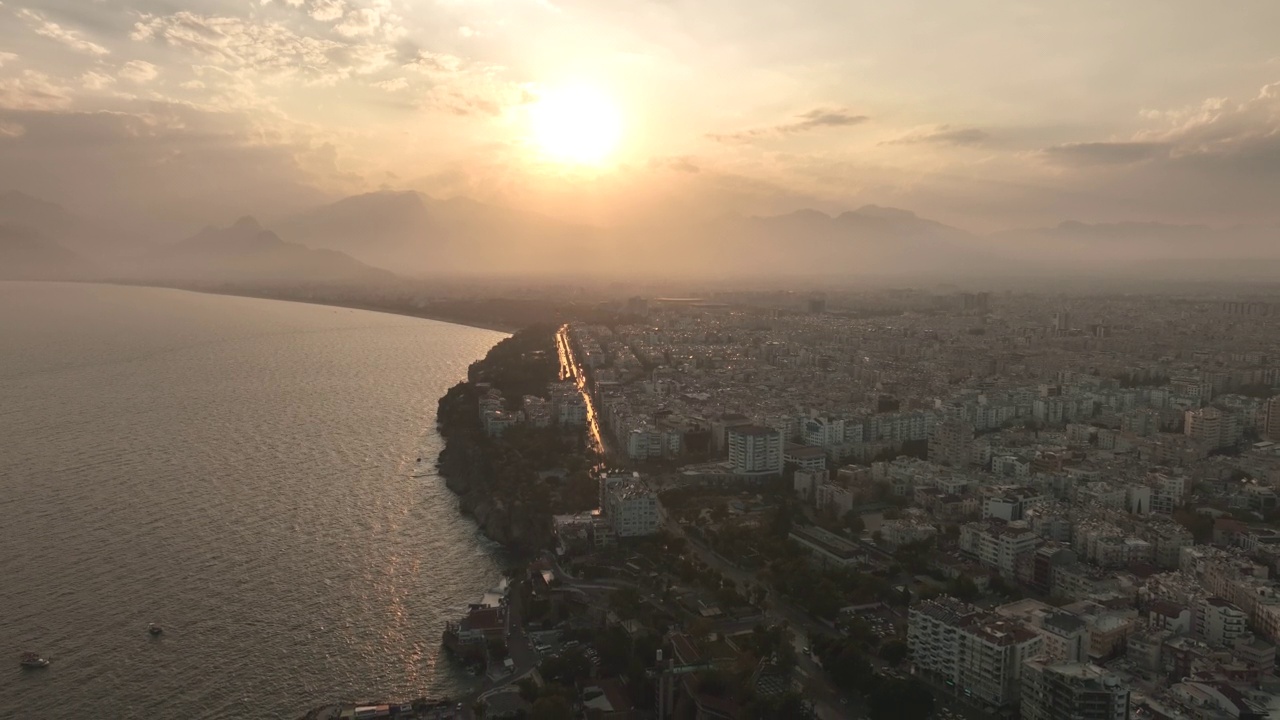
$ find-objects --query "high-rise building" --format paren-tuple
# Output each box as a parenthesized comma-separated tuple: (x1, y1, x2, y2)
(1054, 311, 1072, 332)
(1184, 407, 1242, 451)
(601, 475, 661, 538)
(1197, 597, 1248, 647)
(909, 596, 1044, 711)
(727, 425, 783, 477)
(929, 419, 975, 467)
(1020, 661, 1129, 720)
(1266, 396, 1280, 442)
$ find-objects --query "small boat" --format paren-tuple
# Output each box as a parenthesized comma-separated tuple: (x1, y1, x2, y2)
(20, 652, 49, 668)
(148, 624, 163, 636)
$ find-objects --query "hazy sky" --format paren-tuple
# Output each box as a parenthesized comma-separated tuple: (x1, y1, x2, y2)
(1, 0, 1279, 233)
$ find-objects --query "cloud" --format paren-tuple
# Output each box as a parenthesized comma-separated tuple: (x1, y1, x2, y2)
(0, 102, 330, 232)
(709, 107, 868, 143)
(334, 7, 381, 37)
(309, 0, 346, 22)
(131, 11, 393, 85)
(884, 126, 990, 146)
(119, 60, 159, 84)
(0, 51, 17, 67)
(648, 156, 700, 174)
(18, 9, 110, 56)
(373, 77, 407, 92)
(402, 49, 463, 75)
(81, 71, 116, 90)
(1041, 141, 1171, 165)
(0, 120, 23, 138)
(0, 71, 72, 111)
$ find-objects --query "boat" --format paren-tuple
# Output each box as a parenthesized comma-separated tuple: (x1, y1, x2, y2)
(148, 624, 163, 636)
(20, 652, 49, 668)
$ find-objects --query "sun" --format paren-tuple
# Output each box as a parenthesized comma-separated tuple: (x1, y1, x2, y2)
(529, 85, 622, 165)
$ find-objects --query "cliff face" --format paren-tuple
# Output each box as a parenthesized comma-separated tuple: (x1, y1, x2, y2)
(435, 381, 554, 555)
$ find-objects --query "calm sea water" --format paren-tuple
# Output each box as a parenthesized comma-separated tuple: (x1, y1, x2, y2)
(0, 282, 507, 719)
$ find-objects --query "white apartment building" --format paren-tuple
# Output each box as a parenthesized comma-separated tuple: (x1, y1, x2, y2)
(960, 521, 1040, 578)
(1197, 597, 1248, 647)
(601, 474, 661, 538)
(1150, 473, 1188, 515)
(626, 426, 664, 460)
(728, 425, 783, 477)
(909, 597, 1044, 711)
(1021, 661, 1129, 720)
(553, 394, 588, 426)
(982, 488, 1046, 522)
(1184, 407, 1243, 451)
(992, 454, 1032, 478)
(1267, 396, 1280, 441)
(803, 415, 846, 448)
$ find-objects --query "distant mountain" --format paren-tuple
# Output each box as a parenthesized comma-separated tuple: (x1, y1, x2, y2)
(988, 220, 1280, 276)
(0, 190, 155, 262)
(0, 224, 94, 280)
(275, 191, 601, 276)
(134, 216, 395, 284)
(0, 191, 80, 236)
(278, 192, 996, 278)
(643, 204, 994, 278)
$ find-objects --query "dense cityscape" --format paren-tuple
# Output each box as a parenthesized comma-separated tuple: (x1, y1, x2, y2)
(412, 288, 1280, 720)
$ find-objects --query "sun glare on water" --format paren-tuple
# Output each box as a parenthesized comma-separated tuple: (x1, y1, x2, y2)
(529, 85, 622, 165)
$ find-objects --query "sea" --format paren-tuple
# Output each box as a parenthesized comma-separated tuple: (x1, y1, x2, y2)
(0, 282, 508, 718)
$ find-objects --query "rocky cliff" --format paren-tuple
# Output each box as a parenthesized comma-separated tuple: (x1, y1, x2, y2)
(434, 331, 560, 555)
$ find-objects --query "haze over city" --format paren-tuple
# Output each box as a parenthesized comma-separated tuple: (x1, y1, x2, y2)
(11, 2, 1280, 720)
(2, 0, 1280, 281)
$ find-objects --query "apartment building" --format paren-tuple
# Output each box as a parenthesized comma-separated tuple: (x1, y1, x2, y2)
(909, 597, 1044, 711)
(1021, 661, 1130, 720)
(1184, 407, 1243, 452)
(1197, 597, 1249, 647)
(727, 425, 783, 477)
(599, 471, 661, 537)
(960, 521, 1040, 578)
(929, 418, 975, 468)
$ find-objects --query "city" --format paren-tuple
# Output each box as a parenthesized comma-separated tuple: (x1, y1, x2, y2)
(437, 288, 1280, 720)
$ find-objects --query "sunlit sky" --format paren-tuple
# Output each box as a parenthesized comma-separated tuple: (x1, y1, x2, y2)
(1, 0, 1279, 233)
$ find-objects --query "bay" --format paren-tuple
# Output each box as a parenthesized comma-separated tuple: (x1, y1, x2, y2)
(0, 282, 506, 718)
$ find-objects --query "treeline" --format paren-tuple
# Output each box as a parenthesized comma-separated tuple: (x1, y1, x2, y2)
(812, 634, 934, 720)
(435, 326, 597, 553)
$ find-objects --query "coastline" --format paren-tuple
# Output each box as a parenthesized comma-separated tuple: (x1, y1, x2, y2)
(7, 279, 526, 335)
(181, 288, 523, 335)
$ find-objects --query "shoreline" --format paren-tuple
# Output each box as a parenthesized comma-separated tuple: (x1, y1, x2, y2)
(148, 285, 525, 335)
(182, 288, 523, 335)
(5, 279, 525, 335)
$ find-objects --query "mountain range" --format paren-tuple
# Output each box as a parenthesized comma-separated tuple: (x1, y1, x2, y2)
(2, 188, 1278, 284)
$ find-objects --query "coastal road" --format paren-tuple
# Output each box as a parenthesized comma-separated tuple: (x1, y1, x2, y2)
(555, 325, 608, 458)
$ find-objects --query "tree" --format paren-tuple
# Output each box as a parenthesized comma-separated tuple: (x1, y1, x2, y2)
(866, 677, 934, 720)
(948, 574, 980, 602)
(516, 678, 541, 703)
(879, 639, 908, 665)
(530, 695, 573, 720)
(844, 510, 866, 534)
